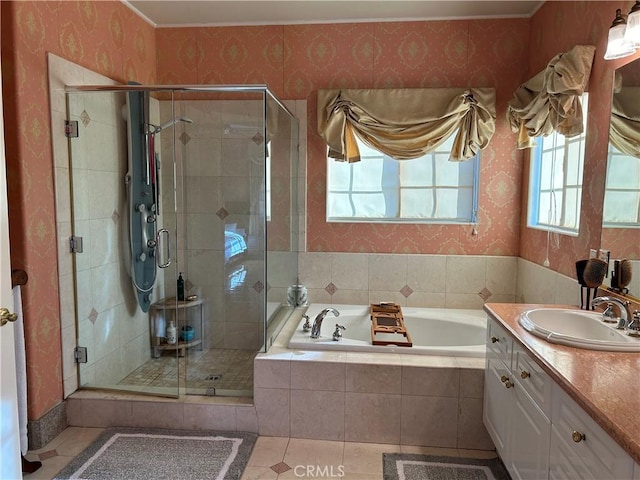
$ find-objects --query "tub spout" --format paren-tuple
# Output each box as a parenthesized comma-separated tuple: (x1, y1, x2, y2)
(310, 308, 340, 339)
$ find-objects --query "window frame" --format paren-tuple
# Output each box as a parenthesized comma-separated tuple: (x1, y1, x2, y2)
(526, 94, 589, 237)
(602, 142, 640, 228)
(326, 136, 480, 225)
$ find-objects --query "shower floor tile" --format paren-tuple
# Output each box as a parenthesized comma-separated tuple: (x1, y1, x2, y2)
(118, 348, 256, 394)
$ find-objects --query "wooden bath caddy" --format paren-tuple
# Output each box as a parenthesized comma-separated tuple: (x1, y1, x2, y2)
(370, 303, 412, 347)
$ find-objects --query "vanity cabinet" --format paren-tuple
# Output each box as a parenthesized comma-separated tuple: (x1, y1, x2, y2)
(550, 385, 633, 480)
(484, 315, 636, 480)
(484, 318, 551, 480)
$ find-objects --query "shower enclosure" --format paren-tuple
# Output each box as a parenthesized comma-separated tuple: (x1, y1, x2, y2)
(64, 84, 299, 398)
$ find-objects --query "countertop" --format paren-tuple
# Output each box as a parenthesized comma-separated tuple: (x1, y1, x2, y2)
(483, 302, 640, 465)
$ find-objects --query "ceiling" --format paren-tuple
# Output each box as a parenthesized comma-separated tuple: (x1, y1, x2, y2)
(125, 1, 544, 27)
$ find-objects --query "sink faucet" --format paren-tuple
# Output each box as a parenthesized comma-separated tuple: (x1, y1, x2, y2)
(591, 296, 630, 330)
(310, 308, 340, 339)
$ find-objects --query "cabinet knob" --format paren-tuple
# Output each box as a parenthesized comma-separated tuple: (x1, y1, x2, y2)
(520, 370, 530, 379)
(491, 336, 499, 343)
(571, 431, 586, 443)
(500, 375, 509, 383)
(504, 380, 514, 389)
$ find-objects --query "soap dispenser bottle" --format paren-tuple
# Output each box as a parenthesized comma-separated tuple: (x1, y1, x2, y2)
(177, 273, 185, 301)
(166, 320, 177, 344)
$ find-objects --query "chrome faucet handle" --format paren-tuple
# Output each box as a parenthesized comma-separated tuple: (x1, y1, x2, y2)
(627, 311, 640, 337)
(602, 303, 618, 323)
(332, 324, 346, 341)
(302, 315, 311, 333)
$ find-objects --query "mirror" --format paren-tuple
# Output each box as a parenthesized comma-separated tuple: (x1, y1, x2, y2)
(601, 57, 640, 300)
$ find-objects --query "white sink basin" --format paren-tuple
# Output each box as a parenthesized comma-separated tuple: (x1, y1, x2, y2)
(519, 308, 640, 351)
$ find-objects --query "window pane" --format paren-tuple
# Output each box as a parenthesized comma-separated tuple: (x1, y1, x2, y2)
(352, 193, 390, 217)
(604, 191, 640, 223)
(562, 188, 580, 229)
(527, 93, 587, 234)
(401, 189, 434, 218)
(327, 132, 479, 223)
(566, 141, 582, 185)
(607, 156, 640, 189)
(329, 161, 351, 191)
(400, 158, 432, 187)
(352, 158, 385, 190)
(436, 188, 472, 219)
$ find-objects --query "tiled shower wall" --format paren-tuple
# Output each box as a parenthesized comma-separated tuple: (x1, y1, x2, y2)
(158, 98, 306, 350)
(50, 54, 162, 397)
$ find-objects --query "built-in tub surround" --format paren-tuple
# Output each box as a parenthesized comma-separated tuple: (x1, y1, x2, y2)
(290, 304, 486, 357)
(298, 253, 518, 309)
(253, 307, 493, 449)
(484, 302, 640, 463)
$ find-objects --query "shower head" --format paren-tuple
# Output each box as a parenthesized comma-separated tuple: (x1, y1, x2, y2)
(150, 117, 194, 135)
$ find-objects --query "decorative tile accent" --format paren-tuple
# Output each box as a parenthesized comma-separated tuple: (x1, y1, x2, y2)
(111, 210, 120, 224)
(253, 281, 264, 293)
(325, 282, 337, 295)
(88, 308, 98, 324)
(478, 287, 492, 301)
(252, 132, 264, 145)
(216, 208, 229, 220)
(179, 132, 191, 145)
(400, 285, 414, 297)
(80, 109, 90, 127)
(271, 462, 291, 474)
(38, 450, 58, 460)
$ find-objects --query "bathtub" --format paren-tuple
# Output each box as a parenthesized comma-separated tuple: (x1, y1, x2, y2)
(288, 304, 487, 357)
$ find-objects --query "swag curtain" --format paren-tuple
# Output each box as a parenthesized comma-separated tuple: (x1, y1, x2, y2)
(317, 87, 496, 163)
(507, 45, 596, 149)
(610, 86, 640, 158)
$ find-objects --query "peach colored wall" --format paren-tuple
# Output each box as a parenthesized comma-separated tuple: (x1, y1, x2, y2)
(157, 20, 531, 255)
(520, 1, 640, 279)
(1, 0, 155, 420)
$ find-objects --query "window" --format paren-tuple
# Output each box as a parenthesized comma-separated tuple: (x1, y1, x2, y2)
(527, 95, 588, 235)
(603, 143, 640, 227)
(326, 134, 479, 223)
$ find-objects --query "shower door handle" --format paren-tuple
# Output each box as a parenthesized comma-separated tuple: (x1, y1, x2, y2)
(156, 228, 171, 268)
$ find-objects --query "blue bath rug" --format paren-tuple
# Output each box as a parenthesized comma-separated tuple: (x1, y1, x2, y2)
(383, 453, 511, 480)
(54, 427, 257, 480)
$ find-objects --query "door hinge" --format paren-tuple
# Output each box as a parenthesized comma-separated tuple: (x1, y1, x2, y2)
(69, 235, 83, 253)
(65, 120, 79, 138)
(74, 346, 88, 364)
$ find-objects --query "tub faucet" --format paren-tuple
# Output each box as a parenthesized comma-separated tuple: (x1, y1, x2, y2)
(591, 296, 630, 330)
(310, 308, 340, 339)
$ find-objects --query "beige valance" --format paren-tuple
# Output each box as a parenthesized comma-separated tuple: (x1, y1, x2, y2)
(610, 86, 640, 158)
(507, 45, 596, 149)
(317, 87, 496, 163)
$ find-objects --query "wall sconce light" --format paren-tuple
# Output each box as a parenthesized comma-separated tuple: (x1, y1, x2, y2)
(604, 2, 640, 60)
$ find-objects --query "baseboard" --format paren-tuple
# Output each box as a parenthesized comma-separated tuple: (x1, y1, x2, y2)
(27, 401, 67, 450)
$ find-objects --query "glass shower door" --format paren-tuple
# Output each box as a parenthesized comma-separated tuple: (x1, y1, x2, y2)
(66, 88, 180, 397)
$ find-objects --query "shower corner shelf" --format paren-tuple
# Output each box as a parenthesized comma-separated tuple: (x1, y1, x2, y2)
(150, 296, 206, 358)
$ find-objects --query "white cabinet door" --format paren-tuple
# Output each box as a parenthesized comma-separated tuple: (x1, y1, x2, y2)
(483, 354, 512, 459)
(507, 382, 550, 480)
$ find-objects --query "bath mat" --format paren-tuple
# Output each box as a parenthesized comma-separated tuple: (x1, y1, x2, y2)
(383, 453, 511, 480)
(54, 427, 256, 480)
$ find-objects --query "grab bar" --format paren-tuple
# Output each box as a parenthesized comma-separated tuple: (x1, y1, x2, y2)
(156, 228, 171, 268)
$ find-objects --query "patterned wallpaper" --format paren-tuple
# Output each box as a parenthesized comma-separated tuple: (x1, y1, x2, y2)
(519, 0, 640, 279)
(156, 19, 531, 256)
(1, 0, 155, 420)
(2, 0, 638, 422)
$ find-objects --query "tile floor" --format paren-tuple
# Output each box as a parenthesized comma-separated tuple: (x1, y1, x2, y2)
(24, 426, 497, 479)
(118, 348, 256, 395)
